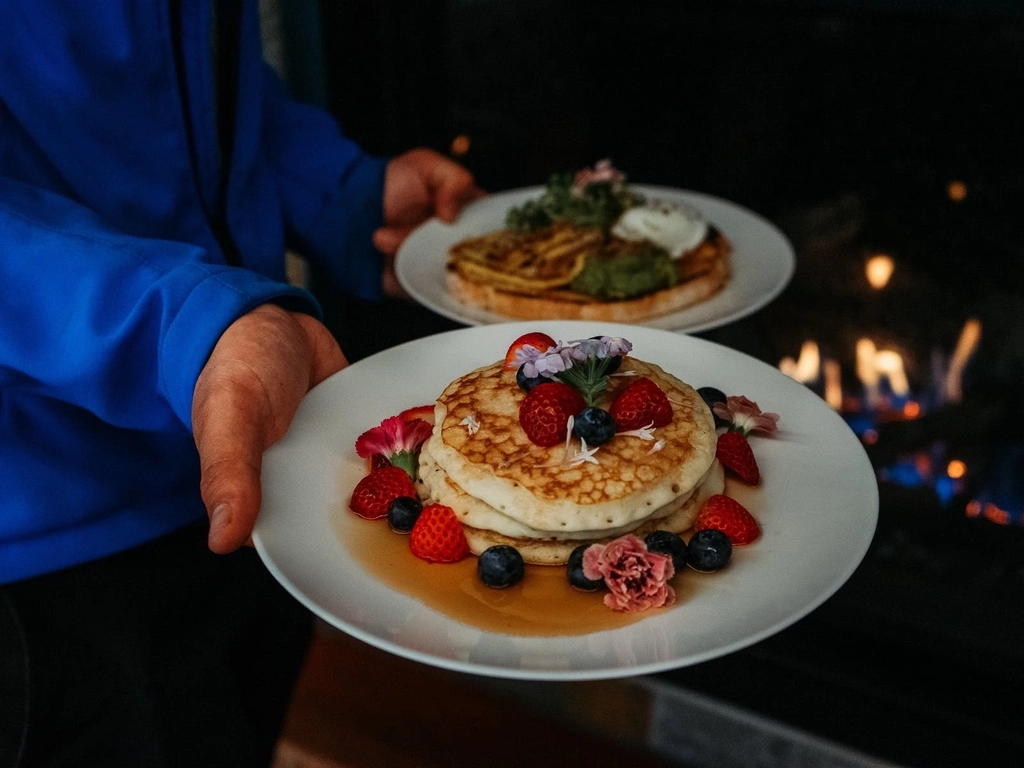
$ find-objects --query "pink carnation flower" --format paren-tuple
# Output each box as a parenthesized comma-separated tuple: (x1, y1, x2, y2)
(712, 395, 780, 437)
(355, 415, 433, 479)
(582, 535, 676, 613)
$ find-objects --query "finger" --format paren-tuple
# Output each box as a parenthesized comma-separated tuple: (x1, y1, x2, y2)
(434, 175, 486, 222)
(373, 226, 414, 256)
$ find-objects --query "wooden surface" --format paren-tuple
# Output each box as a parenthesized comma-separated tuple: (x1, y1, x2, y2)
(276, 623, 680, 768)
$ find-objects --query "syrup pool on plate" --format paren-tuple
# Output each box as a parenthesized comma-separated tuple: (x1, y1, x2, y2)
(334, 504, 681, 637)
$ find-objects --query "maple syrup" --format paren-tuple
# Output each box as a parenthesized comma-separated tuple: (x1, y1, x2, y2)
(337, 507, 661, 637)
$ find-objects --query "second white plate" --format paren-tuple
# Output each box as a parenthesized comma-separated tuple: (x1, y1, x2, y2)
(395, 186, 795, 333)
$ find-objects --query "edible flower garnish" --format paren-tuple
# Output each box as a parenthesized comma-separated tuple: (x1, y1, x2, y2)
(572, 158, 626, 196)
(712, 396, 780, 437)
(520, 336, 633, 407)
(582, 535, 676, 613)
(616, 423, 656, 441)
(354, 415, 433, 480)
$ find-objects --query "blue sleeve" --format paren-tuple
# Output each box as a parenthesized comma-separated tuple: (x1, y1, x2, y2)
(0, 175, 320, 432)
(259, 64, 390, 301)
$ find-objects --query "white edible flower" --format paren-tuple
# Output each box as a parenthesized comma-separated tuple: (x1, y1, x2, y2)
(460, 414, 480, 436)
(616, 423, 657, 441)
(569, 439, 601, 467)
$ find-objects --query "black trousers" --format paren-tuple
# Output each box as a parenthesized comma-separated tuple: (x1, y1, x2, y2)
(0, 521, 313, 768)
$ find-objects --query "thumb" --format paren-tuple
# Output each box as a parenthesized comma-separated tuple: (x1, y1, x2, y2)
(193, 307, 346, 553)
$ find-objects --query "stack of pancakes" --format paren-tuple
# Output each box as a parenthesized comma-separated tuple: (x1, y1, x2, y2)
(417, 356, 723, 565)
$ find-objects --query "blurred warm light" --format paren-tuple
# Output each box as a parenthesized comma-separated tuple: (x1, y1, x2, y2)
(964, 500, 1010, 525)
(983, 503, 1011, 526)
(902, 401, 921, 418)
(874, 349, 910, 396)
(823, 359, 843, 410)
(862, 428, 879, 445)
(450, 134, 471, 157)
(947, 460, 966, 479)
(856, 339, 879, 385)
(865, 254, 895, 289)
(779, 340, 820, 383)
(944, 318, 982, 404)
(947, 180, 968, 202)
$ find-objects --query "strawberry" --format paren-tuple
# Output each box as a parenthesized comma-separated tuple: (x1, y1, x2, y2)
(398, 404, 436, 426)
(504, 331, 557, 370)
(694, 494, 761, 545)
(609, 377, 673, 431)
(349, 465, 417, 520)
(367, 453, 391, 473)
(518, 381, 585, 447)
(409, 504, 470, 563)
(716, 430, 760, 485)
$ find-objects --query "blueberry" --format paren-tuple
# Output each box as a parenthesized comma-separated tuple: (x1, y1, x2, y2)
(387, 496, 422, 533)
(697, 386, 730, 428)
(686, 529, 732, 572)
(572, 407, 617, 445)
(477, 545, 525, 588)
(516, 363, 546, 392)
(644, 530, 687, 571)
(566, 544, 605, 592)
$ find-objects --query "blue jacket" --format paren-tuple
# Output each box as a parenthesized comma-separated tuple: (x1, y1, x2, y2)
(0, 1, 388, 582)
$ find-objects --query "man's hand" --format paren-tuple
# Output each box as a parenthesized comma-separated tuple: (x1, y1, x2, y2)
(374, 148, 485, 296)
(191, 304, 347, 553)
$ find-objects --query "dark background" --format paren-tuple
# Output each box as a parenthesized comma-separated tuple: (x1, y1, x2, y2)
(298, 2, 1023, 766)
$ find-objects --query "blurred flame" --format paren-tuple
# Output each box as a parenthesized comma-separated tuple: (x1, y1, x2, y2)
(779, 340, 820, 383)
(823, 359, 843, 410)
(944, 318, 982, 404)
(866, 254, 895, 289)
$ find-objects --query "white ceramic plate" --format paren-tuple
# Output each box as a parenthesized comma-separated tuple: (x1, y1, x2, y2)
(395, 186, 795, 333)
(254, 321, 877, 681)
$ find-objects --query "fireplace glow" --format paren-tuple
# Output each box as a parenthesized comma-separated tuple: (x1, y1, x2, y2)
(776, 319, 1004, 521)
(943, 318, 981, 404)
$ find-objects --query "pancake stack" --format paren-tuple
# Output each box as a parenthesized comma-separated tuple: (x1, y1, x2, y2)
(417, 356, 723, 565)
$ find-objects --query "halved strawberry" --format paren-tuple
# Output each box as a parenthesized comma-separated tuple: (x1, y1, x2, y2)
(716, 430, 760, 485)
(694, 494, 761, 545)
(518, 381, 585, 447)
(398, 404, 436, 426)
(409, 504, 470, 563)
(504, 332, 557, 370)
(609, 377, 673, 431)
(349, 465, 417, 520)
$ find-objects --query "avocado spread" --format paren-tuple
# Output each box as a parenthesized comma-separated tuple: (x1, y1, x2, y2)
(570, 245, 678, 300)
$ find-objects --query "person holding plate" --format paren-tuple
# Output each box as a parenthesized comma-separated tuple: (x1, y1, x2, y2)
(0, 2, 482, 766)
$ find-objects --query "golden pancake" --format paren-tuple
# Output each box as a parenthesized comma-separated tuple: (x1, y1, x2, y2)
(460, 461, 724, 565)
(424, 356, 717, 534)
